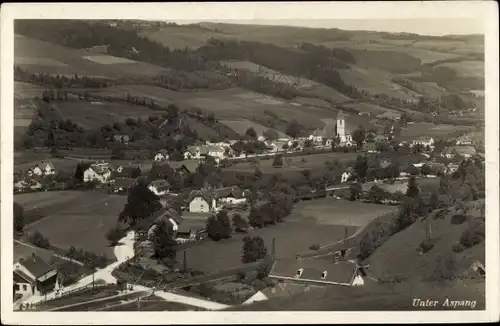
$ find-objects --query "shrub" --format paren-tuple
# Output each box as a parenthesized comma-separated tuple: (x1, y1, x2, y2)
(419, 239, 436, 254)
(309, 244, 321, 250)
(452, 242, 465, 253)
(433, 209, 448, 220)
(459, 228, 484, 248)
(30, 231, 51, 249)
(450, 214, 467, 225)
(251, 279, 267, 291)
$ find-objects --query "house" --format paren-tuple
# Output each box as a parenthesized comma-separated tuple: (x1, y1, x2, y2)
(411, 136, 434, 148)
(169, 160, 200, 177)
(187, 189, 217, 213)
(243, 282, 309, 305)
(113, 164, 142, 179)
(28, 161, 56, 177)
(83, 162, 113, 183)
(269, 258, 366, 287)
(443, 146, 476, 159)
(175, 225, 198, 243)
(456, 136, 474, 146)
(148, 179, 170, 196)
(447, 163, 460, 175)
(358, 111, 371, 117)
(145, 209, 183, 239)
(307, 129, 323, 144)
(154, 149, 170, 162)
(200, 145, 226, 160)
(14, 254, 58, 297)
(183, 146, 202, 160)
(341, 167, 353, 183)
(112, 177, 136, 193)
(212, 186, 247, 206)
(113, 134, 130, 145)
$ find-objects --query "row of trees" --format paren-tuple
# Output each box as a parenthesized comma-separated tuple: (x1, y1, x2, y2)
(15, 67, 109, 89)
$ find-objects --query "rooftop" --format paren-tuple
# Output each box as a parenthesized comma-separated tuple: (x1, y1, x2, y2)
(18, 254, 54, 279)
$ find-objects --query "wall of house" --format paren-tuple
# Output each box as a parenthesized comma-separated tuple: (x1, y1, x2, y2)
(189, 197, 211, 213)
(84, 169, 111, 183)
(351, 274, 364, 286)
(15, 282, 34, 296)
(219, 197, 247, 205)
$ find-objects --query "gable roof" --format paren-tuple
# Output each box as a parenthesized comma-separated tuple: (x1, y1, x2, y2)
(169, 160, 200, 174)
(89, 162, 112, 175)
(14, 270, 36, 285)
(150, 179, 171, 190)
(32, 161, 55, 170)
(213, 186, 244, 199)
(453, 146, 476, 156)
(18, 254, 54, 279)
(200, 145, 225, 155)
(270, 258, 360, 285)
(185, 146, 201, 154)
(155, 149, 170, 156)
(413, 136, 434, 142)
(188, 189, 214, 205)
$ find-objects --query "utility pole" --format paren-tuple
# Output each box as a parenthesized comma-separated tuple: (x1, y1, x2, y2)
(183, 250, 187, 273)
(272, 237, 276, 261)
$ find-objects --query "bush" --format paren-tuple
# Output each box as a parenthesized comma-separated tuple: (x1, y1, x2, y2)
(452, 242, 465, 253)
(309, 244, 320, 250)
(251, 279, 267, 291)
(30, 231, 51, 249)
(450, 214, 467, 225)
(459, 228, 484, 248)
(419, 239, 436, 254)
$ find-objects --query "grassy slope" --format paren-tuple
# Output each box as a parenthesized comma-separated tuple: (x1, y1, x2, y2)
(368, 200, 485, 281)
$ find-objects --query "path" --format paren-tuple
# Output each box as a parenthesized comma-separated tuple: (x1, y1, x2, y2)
(14, 240, 85, 266)
(18, 230, 230, 311)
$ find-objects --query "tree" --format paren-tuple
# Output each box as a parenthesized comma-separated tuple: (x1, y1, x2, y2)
(263, 128, 279, 141)
(30, 231, 51, 249)
(245, 127, 258, 140)
(406, 177, 420, 198)
(232, 213, 249, 232)
(118, 180, 162, 226)
(105, 227, 124, 246)
(14, 202, 24, 234)
(216, 210, 233, 238)
(206, 214, 228, 241)
(349, 182, 362, 201)
(352, 126, 366, 148)
(354, 155, 368, 181)
(150, 221, 177, 262)
(286, 120, 302, 138)
(257, 254, 273, 279)
(241, 236, 268, 264)
(272, 155, 284, 168)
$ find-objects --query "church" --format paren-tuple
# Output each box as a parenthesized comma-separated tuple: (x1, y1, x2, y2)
(334, 110, 353, 145)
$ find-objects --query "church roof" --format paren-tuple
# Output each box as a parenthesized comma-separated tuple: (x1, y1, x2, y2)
(336, 110, 346, 120)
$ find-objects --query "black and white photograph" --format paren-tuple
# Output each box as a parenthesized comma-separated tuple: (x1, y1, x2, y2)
(1, 2, 498, 324)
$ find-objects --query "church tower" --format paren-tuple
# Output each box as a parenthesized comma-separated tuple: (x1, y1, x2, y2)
(336, 110, 346, 142)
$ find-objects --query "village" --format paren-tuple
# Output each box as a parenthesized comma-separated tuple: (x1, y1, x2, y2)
(12, 109, 485, 311)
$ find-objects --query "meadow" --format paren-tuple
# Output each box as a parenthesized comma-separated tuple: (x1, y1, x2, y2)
(224, 152, 358, 174)
(219, 119, 287, 138)
(15, 34, 168, 78)
(399, 122, 474, 140)
(437, 60, 484, 79)
(18, 191, 127, 259)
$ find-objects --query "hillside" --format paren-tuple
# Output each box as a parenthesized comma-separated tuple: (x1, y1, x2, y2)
(368, 200, 485, 282)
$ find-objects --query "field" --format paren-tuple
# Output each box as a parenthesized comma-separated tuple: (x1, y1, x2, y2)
(179, 199, 398, 273)
(288, 199, 399, 228)
(436, 60, 484, 79)
(363, 177, 440, 195)
(225, 152, 358, 174)
(219, 119, 287, 138)
(15, 157, 80, 175)
(15, 82, 46, 100)
(139, 25, 230, 49)
(17, 191, 127, 259)
(399, 122, 474, 140)
(15, 35, 168, 78)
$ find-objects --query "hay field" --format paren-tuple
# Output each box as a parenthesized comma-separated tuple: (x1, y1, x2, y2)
(399, 122, 473, 140)
(21, 191, 127, 259)
(139, 25, 230, 49)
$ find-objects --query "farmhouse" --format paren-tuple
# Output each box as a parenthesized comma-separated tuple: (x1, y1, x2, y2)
(269, 258, 366, 287)
(200, 145, 226, 160)
(144, 209, 183, 239)
(213, 186, 247, 206)
(411, 136, 434, 148)
(83, 162, 113, 183)
(148, 179, 171, 196)
(456, 136, 474, 146)
(154, 149, 170, 162)
(443, 146, 476, 159)
(14, 254, 58, 297)
(183, 146, 202, 160)
(112, 177, 136, 193)
(187, 189, 217, 213)
(308, 129, 324, 144)
(28, 161, 56, 177)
